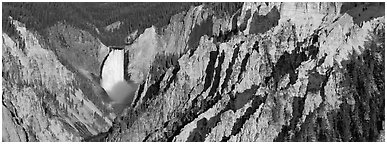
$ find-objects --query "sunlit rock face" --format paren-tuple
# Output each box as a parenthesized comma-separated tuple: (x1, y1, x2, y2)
(2, 2, 385, 142)
(2, 19, 115, 142)
(97, 2, 385, 142)
(101, 48, 135, 103)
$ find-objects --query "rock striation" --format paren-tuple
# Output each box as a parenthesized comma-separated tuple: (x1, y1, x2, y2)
(2, 18, 117, 141)
(2, 2, 385, 142)
(101, 2, 385, 142)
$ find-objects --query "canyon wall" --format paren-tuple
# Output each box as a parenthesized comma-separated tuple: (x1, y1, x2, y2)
(2, 19, 116, 141)
(101, 2, 385, 142)
(2, 2, 385, 142)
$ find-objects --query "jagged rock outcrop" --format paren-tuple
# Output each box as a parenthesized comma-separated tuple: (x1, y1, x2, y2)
(2, 2, 385, 142)
(2, 19, 118, 141)
(99, 2, 385, 142)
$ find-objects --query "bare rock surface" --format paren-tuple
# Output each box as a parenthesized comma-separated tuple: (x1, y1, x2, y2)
(101, 2, 385, 142)
(2, 19, 117, 141)
(2, 2, 385, 142)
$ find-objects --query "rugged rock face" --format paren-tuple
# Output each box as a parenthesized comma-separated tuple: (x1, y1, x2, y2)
(102, 2, 385, 142)
(2, 2, 385, 142)
(2, 18, 116, 141)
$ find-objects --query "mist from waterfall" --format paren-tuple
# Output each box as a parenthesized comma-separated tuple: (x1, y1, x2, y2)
(101, 48, 136, 104)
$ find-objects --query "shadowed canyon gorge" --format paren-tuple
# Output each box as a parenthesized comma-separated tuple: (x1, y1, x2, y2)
(2, 2, 385, 142)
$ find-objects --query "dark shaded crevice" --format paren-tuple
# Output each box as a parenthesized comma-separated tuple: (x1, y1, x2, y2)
(84, 7, 384, 142)
(164, 106, 201, 142)
(239, 9, 251, 32)
(142, 73, 165, 109)
(306, 72, 325, 93)
(74, 71, 109, 109)
(263, 52, 275, 85)
(305, 33, 324, 93)
(142, 134, 151, 142)
(74, 121, 93, 138)
(21, 127, 30, 142)
(164, 113, 191, 141)
(188, 17, 213, 54)
(214, 26, 239, 43)
(99, 109, 140, 141)
(132, 82, 145, 108)
(189, 48, 196, 57)
(123, 50, 130, 81)
(319, 67, 333, 100)
(199, 45, 224, 113)
(203, 49, 219, 92)
(142, 129, 160, 142)
(210, 4, 248, 44)
(164, 46, 222, 142)
(221, 92, 267, 142)
(199, 94, 236, 139)
(249, 6, 280, 34)
(83, 121, 119, 142)
(230, 9, 241, 32)
(208, 49, 225, 97)
(277, 64, 330, 142)
(186, 118, 208, 142)
(317, 53, 327, 67)
(149, 54, 179, 82)
(233, 85, 259, 112)
(221, 44, 240, 92)
(288, 27, 385, 142)
(271, 50, 307, 89)
(307, 34, 320, 60)
(266, 29, 321, 90)
(184, 50, 226, 141)
(291, 96, 307, 131)
(274, 96, 307, 141)
(57, 118, 78, 136)
(25, 125, 38, 142)
(237, 52, 250, 83)
(163, 65, 181, 92)
(2, 17, 23, 44)
(134, 54, 180, 109)
(212, 8, 244, 44)
(3, 102, 25, 129)
(1, 102, 32, 141)
(82, 131, 109, 142)
(165, 87, 224, 141)
(41, 100, 55, 118)
(252, 41, 259, 53)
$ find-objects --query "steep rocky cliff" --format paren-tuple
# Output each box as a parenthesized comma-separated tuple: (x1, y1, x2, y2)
(2, 2, 385, 142)
(102, 2, 385, 142)
(2, 18, 117, 141)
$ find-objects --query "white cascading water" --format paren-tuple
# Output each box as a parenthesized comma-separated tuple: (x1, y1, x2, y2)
(101, 48, 134, 103)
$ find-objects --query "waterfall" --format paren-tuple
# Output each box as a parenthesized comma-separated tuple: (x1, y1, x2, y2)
(101, 47, 134, 103)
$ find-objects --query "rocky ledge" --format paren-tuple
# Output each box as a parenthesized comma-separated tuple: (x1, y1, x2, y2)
(2, 2, 385, 142)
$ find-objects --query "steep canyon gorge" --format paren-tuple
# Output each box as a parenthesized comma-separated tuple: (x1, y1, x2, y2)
(2, 2, 385, 142)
